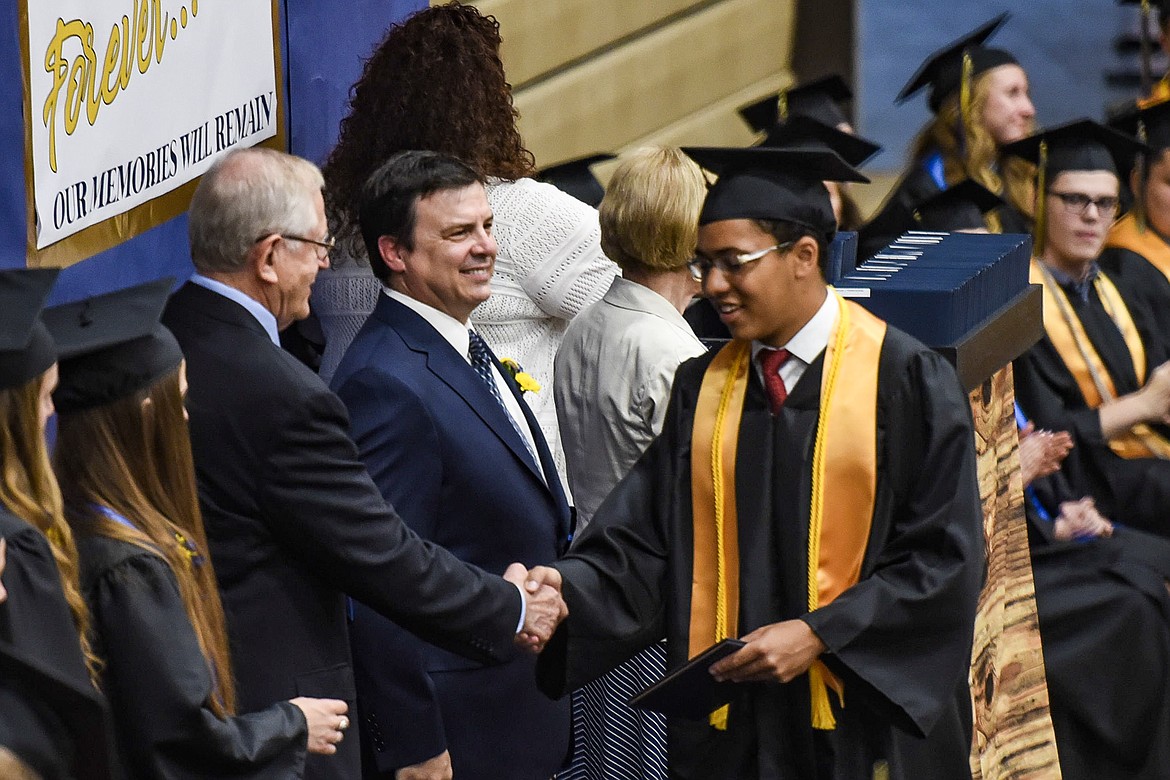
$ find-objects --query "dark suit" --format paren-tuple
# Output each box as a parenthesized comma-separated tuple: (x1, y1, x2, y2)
(162, 282, 520, 780)
(331, 294, 572, 780)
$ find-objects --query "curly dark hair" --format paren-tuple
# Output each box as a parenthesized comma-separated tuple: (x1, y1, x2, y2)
(324, 2, 535, 260)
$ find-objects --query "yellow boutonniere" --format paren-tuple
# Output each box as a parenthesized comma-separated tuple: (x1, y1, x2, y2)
(500, 357, 541, 394)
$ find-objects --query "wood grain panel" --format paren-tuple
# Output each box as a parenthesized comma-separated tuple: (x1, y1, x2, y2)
(512, 0, 794, 168)
(473, 0, 709, 87)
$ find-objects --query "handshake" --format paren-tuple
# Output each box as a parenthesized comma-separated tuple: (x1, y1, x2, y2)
(503, 563, 565, 653)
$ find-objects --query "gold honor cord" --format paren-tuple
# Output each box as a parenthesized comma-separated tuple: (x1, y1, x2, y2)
(689, 293, 884, 732)
(1031, 260, 1170, 459)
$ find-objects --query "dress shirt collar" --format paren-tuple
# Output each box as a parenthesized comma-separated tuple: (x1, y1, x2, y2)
(384, 288, 472, 361)
(602, 276, 696, 334)
(1042, 261, 1099, 304)
(189, 273, 281, 346)
(750, 287, 838, 366)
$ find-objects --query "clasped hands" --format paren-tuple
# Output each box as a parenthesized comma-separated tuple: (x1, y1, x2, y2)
(504, 563, 566, 653)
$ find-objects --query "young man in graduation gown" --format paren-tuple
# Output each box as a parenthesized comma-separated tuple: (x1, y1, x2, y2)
(1003, 120, 1170, 537)
(1103, 98, 1170, 348)
(534, 146, 985, 779)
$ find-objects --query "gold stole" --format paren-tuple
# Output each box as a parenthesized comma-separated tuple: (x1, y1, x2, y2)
(689, 293, 886, 731)
(1031, 259, 1170, 459)
(1105, 212, 1170, 285)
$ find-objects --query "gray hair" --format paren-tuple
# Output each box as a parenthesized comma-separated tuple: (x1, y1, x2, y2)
(188, 147, 325, 273)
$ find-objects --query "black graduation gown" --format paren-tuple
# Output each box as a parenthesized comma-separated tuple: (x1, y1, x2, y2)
(1099, 245, 1170, 357)
(1012, 276, 1170, 536)
(1024, 473, 1170, 779)
(538, 327, 984, 780)
(0, 508, 112, 780)
(78, 534, 308, 779)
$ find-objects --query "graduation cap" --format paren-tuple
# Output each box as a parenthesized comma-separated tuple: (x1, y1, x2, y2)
(681, 146, 868, 238)
(738, 75, 853, 133)
(536, 153, 616, 208)
(0, 269, 59, 391)
(759, 114, 881, 168)
(1110, 97, 1170, 152)
(912, 179, 1003, 231)
(1001, 119, 1150, 248)
(44, 277, 183, 413)
(896, 13, 1017, 114)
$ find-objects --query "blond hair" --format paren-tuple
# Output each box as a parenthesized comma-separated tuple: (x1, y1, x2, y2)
(599, 147, 707, 273)
(908, 67, 1036, 229)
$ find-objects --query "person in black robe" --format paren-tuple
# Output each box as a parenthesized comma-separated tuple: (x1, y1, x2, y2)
(534, 146, 984, 779)
(0, 268, 112, 780)
(1003, 120, 1170, 537)
(46, 280, 351, 778)
(1102, 97, 1170, 353)
(1017, 419, 1170, 778)
(859, 14, 1035, 259)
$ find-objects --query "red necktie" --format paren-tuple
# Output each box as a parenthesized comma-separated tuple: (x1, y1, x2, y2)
(759, 347, 791, 414)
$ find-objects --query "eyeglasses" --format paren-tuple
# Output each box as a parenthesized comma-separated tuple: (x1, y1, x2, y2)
(687, 241, 795, 282)
(1046, 191, 1120, 217)
(281, 233, 335, 260)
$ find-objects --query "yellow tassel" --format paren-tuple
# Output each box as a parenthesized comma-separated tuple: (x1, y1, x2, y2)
(710, 703, 729, 730)
(809, 663, 837, 730)
(778, 91, 789, 123)
(1137, 120, 1149, 233)
(960, 51, 974, 142)
(1035, 140, 1048, 254)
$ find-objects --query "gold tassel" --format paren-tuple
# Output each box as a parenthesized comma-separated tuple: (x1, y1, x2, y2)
(1035, 140, 1048, 254)
(1137, 119, 1149, 233)
(1142, 0, 1153, 95)
(778, 91, 789, 123)
(960, 51, 974, 140)
(809, 663, 838, 730)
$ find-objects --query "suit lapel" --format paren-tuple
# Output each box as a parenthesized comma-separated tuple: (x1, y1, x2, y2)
(375, 297, 549, 487)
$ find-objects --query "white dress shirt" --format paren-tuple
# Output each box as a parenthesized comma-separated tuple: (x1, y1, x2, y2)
(555, 276, 706, 529)
(189, 274, 281, 346)
(751, 287, 838, 393)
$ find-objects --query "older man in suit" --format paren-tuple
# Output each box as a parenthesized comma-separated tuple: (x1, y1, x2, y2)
(162, 148, 565, 780)
(330, 151, 572, 780)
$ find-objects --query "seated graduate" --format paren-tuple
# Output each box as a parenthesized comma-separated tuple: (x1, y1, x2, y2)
(1103, 98, 1170, 347)
(46, 281, 350, 778)
(859, 13, 1036, 258)
(0, 269, 111, 780)
(1016, 415, 1170, 779)
(535, 145, 985, 780)
(1003, 119, 1170, 537)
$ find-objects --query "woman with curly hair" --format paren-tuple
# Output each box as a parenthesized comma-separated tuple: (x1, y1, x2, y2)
(318, 1, 618, 488)
(0, 269, 109, 780)
(49, 282, 349, 778)
(859, 15, 1036, 258)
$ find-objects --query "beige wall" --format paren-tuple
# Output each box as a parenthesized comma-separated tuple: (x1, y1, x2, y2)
(449, 0, 798, 177)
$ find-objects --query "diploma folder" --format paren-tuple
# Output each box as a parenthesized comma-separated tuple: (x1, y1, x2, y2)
(628, 638, 746, 720)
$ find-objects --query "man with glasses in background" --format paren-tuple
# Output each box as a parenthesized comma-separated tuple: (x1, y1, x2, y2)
(532, 146, 984, 779)
(1004, 120, 1170, 537)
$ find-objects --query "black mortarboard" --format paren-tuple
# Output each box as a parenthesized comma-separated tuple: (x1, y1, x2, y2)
(536, 153, 616, 208)
(1109, 97, 1170, 153)
(681, 146, 868, 237)
(1001, 119, 1148, 177)
(738, 75, 854, 133)
(0, 269, 59, 391)
(912, 180, 1004, 231)
(44, 278, 183, 413)
(896, 13, 1018, 113)
(759, 114, 881, 168)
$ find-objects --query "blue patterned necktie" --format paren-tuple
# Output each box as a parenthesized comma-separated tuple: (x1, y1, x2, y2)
(468, 330, 541, 472)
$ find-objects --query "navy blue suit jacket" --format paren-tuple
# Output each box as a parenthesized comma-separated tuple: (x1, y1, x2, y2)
(331, 295, 572, 780)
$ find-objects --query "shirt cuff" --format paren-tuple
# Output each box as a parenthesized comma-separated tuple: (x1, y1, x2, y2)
(513, 582, 527, 633)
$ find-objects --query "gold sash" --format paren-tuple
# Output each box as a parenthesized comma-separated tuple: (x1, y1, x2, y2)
(1031, 260, 1170, 459)
(1105, 212, 1170, 285)
(689, 293, 886, 730)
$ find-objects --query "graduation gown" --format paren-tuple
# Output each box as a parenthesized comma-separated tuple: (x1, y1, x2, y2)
(537, 327, 984, 780)
(0, 508, 111, 780)
(79, 534, 308, 779)
(1024, 471, 1170, 778)
(1099, 244, 1170, 357)
(1012, 272, 1170, 536)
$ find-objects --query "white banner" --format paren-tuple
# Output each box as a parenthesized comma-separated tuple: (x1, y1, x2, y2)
(26, 1, 279, 249)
